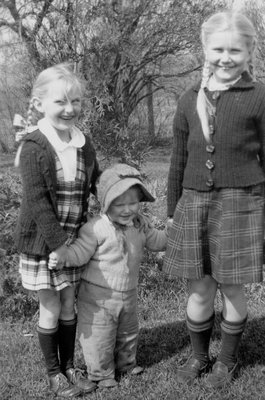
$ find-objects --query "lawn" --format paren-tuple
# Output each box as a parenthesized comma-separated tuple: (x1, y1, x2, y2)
(1, 147, 265, 400)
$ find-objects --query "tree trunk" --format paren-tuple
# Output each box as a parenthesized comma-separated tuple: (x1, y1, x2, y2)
(146, 79, 155, 140)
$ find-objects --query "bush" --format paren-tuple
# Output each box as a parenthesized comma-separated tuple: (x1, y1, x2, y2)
(0, 170, 39, 321)
(0, 171, 21, 253)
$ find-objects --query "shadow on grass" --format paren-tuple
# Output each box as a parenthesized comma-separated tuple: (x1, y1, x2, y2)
(211, 312, 265, 367)
(137, 314, 265, 371)
(240, 316, 265, 367)
(137, 320, 188, 367)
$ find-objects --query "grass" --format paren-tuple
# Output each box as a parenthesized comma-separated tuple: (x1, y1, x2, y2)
(2, 147, 265, 399)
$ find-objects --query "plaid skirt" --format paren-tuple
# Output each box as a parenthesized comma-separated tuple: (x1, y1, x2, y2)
(19, 254, 84, 291)
(163, 185, 265, 284)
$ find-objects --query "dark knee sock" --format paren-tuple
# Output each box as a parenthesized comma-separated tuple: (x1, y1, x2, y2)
(58, 317, 77, 373)
(37, 325, 60, 377)
(218, 315, 247, 369)
(187, 313, 215, 363)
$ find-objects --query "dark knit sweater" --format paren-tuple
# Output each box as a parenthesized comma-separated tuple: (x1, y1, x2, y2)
(167, 74, 265, 217)
(15, 130, 100, 256)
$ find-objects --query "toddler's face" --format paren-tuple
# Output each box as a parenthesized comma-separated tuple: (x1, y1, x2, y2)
(107, 187, 140, 226)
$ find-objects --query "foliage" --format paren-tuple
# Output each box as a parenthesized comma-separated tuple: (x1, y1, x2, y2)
(79, 106, 153, 168)
(0, 254, 38, 321)
(76, 0, 220, 150)
(0, 170, 39, 321)
(0, 0, 223, 155)
(0, 171, 21, 253)
(240, 0, 265, 81)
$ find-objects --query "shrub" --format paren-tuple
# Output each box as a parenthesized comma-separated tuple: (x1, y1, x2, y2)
(0, 170, 39, 321)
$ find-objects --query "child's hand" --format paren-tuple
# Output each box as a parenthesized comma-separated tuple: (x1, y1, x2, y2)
(133, 214, 153, 232)
(48, 245, 68, 270)
(166, 218, 173, 230)
(48, 253, 64, 270)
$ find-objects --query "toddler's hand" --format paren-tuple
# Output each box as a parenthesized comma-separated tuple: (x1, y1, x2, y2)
(48, 245, 68, 270)
(48, 252, 63, 270)
(133, 214, 153, 232)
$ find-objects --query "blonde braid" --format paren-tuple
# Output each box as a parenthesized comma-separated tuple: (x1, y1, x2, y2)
(196, 61, 212, 143)
(201, 60, 211, 89)
(25, 98, 35, 132)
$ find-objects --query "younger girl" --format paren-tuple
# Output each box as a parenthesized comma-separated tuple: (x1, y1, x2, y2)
(15, 63, 100, 397)
(163, 11, 265, 388)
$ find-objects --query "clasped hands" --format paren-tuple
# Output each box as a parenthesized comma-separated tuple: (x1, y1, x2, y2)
(48, 244, 68, 270)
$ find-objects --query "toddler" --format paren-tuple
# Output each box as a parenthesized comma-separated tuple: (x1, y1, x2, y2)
(49, 163, 167, 388)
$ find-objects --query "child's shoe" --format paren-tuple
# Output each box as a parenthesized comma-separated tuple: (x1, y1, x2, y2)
(66, 368, 97, 393)
(130, 366, 144, 375)
(205, 360, 239, 388)
(49, 372, 82, 398)
(176, 357, 210, 384)
(97, 378, 118, 388)
(117, 365, 144, 377)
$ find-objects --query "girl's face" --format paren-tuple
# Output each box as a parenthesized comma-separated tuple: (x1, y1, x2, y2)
(34, 79, 82, 138)
(204, 31, 251, 84)
(107, 187, 140, 226)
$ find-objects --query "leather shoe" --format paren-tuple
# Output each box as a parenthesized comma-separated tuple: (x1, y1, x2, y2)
(97, 378, 118, 388)
(49, 372, 82, 398)
(205, 360, 239, 388)
(130, 366, 144, 375)
(66, 368, 97, 393)
(176, 357, 210, 384)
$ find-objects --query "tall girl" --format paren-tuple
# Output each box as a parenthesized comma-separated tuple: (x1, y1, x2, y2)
(163, 11, 265, 388)
(15, 63, 100, 397)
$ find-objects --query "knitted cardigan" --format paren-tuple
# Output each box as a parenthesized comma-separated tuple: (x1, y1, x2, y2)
(167, 74, 265, 217)
(65, 214, 167, 291)
(15, 129, 100, 256)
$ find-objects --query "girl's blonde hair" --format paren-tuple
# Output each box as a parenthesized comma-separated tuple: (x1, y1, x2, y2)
(197, 11, 257, 142)
(26, 63, 83, 130)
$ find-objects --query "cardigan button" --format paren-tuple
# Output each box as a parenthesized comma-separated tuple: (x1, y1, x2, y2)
(212, 91, 220, 100)
(205, 160, 215, 170)
(206, 144, 215, 153)
(209, 125, 214, 135)
(206, 179, 214, 187)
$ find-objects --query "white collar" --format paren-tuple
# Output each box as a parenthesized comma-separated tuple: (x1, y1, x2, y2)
(208, 75, 241, 91)
(38, 118, 85, 152)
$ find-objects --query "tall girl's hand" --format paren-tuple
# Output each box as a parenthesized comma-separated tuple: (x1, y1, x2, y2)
(166, 218, 173, 230)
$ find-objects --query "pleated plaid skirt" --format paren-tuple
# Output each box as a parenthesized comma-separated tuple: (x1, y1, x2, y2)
(19, 150, 86, 292)
(163, 185, 265, 284)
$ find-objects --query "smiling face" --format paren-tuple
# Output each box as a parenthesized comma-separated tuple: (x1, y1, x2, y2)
(107, 186, 141, 226)
(33, 79, 82, 139)
(204, 30, 251, 84)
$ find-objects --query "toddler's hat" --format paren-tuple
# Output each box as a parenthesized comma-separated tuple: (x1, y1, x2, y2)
(97, 163, 155, 213)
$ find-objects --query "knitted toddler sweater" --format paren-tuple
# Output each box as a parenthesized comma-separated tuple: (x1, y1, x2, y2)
(65, 214, 167, 291)
(167, 74, 265, 217)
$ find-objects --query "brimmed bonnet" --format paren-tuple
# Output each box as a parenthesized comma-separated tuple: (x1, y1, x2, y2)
(97, 163, 155, 213)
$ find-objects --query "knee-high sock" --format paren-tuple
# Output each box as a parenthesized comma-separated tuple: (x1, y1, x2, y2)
(187, 313, 215, 363)
(37, 325, 60, 377)
(58, 317, 77, 373)
(218, 315, 247, 369)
